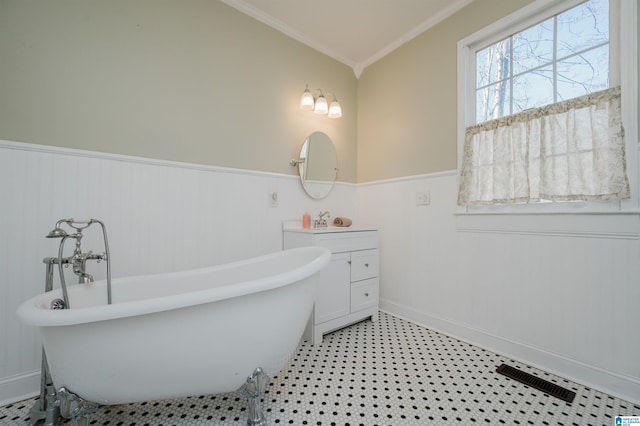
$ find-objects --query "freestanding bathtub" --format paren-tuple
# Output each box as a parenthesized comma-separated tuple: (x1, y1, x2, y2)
(17, 246, 331, 425)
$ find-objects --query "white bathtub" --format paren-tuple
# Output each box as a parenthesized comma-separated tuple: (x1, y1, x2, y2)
(17, 246, 330, 410)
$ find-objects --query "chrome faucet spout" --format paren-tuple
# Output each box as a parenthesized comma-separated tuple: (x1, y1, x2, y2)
(78, 272, 94, 283)
(73, 252, 95, 283)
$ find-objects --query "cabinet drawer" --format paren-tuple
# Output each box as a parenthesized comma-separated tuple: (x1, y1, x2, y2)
(314, 231, 378, 253)
(350, 249, 378, 282)
(351, 278, 378, 312)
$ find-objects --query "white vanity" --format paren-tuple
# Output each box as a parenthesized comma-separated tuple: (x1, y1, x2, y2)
(283, 224, 379, 345)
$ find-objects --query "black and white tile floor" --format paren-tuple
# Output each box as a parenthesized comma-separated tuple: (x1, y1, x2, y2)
(2, 312, 638, 425)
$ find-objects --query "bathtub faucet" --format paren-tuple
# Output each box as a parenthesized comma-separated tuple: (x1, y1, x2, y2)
(70, 233, 107, 283)
(45, 218, 113, 307)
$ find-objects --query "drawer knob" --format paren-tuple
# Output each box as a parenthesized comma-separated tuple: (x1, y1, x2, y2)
(364, 263, 369, 267)
(347, 260, 352, 264)
(364, 293, 369, 297)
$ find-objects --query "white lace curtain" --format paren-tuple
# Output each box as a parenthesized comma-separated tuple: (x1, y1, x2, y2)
(457, 86, 630, 205)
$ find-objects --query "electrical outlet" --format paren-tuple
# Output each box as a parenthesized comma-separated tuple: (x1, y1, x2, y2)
(416, 191, 430, 206)
(269, 191, 278, 208)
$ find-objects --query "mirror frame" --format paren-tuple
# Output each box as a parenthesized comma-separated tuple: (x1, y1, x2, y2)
(295, 131, 337, 199)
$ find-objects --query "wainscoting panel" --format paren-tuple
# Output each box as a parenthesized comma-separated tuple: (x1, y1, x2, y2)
(3, 140, 639, 405)
(358, 171, 640, 404)
(0, 140, 357, 405)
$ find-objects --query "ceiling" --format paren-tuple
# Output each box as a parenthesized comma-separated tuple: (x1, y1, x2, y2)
(220, 0, 474, 77)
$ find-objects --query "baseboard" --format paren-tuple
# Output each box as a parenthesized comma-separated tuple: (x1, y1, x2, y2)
(0, 371, 40, 407)
(380, 298, 640, 406)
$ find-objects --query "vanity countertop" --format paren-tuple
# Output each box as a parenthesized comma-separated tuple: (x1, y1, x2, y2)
(282, 222, 376, 234)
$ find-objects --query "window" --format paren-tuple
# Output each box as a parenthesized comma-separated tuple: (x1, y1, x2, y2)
(456, 0, 637, 209)
(475, 0, 611, 123)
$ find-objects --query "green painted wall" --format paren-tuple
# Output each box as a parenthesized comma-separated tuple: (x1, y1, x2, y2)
(0, 0, 358, 182)
(357, 0, 535, 182)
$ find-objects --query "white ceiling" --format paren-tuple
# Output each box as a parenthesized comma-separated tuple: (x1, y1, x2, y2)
(220, 0, 474, 77)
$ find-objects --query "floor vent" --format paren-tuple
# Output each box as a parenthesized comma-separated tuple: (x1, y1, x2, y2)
(496, 364, 576, 403)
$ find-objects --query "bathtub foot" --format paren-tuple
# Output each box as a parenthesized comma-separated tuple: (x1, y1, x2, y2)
(56, 386, 100, 426)
(29, 383, 60, 426)
(238, 367, 270, 426)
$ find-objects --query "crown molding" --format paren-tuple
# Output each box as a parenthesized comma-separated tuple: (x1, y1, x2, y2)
(355, 0, 474, 74)
(220, 0, 358, 71)
(222, 0, 474, 78)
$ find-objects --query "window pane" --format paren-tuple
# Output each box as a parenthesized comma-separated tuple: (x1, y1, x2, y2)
(476, 82, 511, 122)
(512, 18, 554, 75)
(557, 44, 609, 100)
(557, 0, 608, 60)
(471, 0, 610, 126)
(476, 38, 511, 88)
(512, 67, 554, 112)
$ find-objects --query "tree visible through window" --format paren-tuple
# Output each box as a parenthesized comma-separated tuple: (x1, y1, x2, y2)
(475, 0, 610, 123)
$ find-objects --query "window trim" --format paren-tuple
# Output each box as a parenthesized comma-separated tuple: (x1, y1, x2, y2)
(456, 0, 638, 214)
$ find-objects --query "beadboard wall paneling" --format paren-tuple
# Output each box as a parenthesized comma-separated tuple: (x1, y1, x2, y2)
(357, 171, 640, 405)
(0, 140, 357, 405)
(3, 140, 640, 406)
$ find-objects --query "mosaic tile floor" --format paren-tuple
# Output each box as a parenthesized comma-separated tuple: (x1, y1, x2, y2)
(2, 312, 638, 425)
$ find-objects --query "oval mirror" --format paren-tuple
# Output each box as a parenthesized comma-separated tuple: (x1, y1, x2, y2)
(296, 131, 337, 199)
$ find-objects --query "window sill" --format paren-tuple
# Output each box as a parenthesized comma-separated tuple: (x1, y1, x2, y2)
(454, 210, 640, 239)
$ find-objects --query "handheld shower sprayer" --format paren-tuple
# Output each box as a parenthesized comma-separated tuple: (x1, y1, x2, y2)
(45, 224, 69, 239)
(46, 218, 93, 238)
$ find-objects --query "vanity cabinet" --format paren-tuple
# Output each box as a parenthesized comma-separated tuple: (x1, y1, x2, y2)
(283, 226, 378, 345)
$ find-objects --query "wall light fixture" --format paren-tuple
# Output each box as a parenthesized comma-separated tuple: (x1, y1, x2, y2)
(299, 84, 342, 118)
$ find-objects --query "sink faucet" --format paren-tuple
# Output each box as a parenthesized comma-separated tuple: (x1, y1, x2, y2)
(314, 211, 330, 228)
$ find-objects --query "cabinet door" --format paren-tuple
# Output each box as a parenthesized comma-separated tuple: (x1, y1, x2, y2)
(314, 252, 351, 324)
